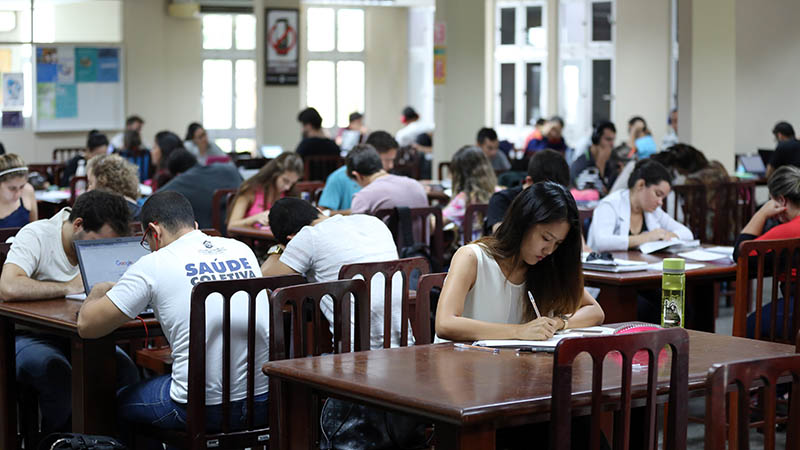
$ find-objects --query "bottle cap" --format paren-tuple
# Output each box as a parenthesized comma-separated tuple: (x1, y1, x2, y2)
(663, 258, 685, 271)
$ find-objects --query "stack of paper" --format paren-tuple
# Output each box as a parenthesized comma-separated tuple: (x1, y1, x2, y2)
(582, 256, 649, 272)
(638, 238, 700, 254)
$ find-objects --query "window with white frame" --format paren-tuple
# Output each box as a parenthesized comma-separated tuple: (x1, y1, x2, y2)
(558, 0, 615, 146)
(201, 13, 256, 154)
(494, 1, 548, 143)
(305, 7, 365, 129)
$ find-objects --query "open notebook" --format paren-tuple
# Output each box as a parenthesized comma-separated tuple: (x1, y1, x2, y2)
(473, 326, 617, 352)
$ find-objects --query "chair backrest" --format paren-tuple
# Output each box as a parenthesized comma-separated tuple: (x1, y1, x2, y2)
(415, 272, 446, 344)
(28, 162, 65, 187)
(186, 274, 306, 447)
(0, 227, 20, 244)
(52, 147, 84, 162)
(712, 180, 756, 245)
(119, 148, 152, 182)
(372, 207, 445, 271)
(292, 181, 325, 206)
(0, 243, 12, 273)
(68, 176, 87, 205)
(733, 238, 800, 344)
(437, 161, 451, 181)
(269, 279, 369, 360)
(211, 188, 238, 234)
(705, 354, 800, 450)
(670, 183, 708, 242)
(462, 203, 488, 244)
(426, 191, 450, 207)
(551, 328, 689, 450)
(392, 147, 421, 179)
(302, 155, 343, 181)
(338, 257, 430, 348)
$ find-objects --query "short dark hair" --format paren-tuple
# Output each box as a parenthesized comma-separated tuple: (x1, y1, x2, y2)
(87, 131, 109, 151)
(268, 198, 321, 245)
(628, 116, 647, 128)
(527, 149, 569, 186)
(154, 130, 185, 169)
(123, 129, 141, 150)
(298, 107, 323, 130)
(549, 116, 564, 127)
(126, 115, 144, 127)
(185, 122, 204, 141)
(141, 191, 196, 233)
(349, 112, 363, 123)
(476, 127, 498, 144)
(69, 190, 131, 236)
(773, 121, 795, 139)
(166, 148, 199, 175)
(402, 106, 419, 122)
(627, 159, 673, 189)
(345, 144, 383, 179)
(365, 131, 398, 154)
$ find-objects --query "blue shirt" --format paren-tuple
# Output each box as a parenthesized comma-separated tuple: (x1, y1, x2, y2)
(318, 166, 361, 211)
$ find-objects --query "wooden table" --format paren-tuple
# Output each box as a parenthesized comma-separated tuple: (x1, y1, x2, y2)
(583, 250, 736, 331)
(0, 298, 161, 448)
(264, 331, 795, 450)
(226, 225, 276, 247)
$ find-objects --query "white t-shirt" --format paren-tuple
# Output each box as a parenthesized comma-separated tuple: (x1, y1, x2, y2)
(107, 230, 264, 404)
(395, 121, 434, 148)
(279, 214, 414, 349)
(5, 208, 78, 283)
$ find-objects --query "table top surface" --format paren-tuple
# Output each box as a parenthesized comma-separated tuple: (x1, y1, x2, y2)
(226, 225, 275, 240)
(582, 249, 736, 284)
(263, 330, 793, 425)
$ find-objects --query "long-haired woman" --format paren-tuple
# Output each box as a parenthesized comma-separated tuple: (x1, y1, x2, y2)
(226, 152, 303, 228)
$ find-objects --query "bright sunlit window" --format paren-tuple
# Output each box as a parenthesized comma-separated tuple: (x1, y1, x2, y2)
(305, 7, 365, 129)
(202, 13, 256, 153)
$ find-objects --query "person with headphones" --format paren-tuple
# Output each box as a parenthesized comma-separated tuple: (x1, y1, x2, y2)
(569, 121, 620, 195)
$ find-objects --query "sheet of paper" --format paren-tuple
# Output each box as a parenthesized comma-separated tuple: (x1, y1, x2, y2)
(475, 327, 616, 348)
(35, 190, 70, 203)
(677, 249, 732, 262)
(706, 246, 734, 257)
(646, 261, 704, 271)
(638, 239, 700, 255)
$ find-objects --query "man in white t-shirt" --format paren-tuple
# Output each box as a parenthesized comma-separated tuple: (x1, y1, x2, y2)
(77, 191, 266, 434)
(0, 190, 136, 434)
(261, 197, 414, 349)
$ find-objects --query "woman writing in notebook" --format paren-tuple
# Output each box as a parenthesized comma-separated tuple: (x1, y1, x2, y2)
(435, 182, 604, 342)
(587, 158, 692, 252)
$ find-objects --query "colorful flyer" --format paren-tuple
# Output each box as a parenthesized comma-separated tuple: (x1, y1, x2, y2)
(2, 73, 24, 109)
(37, 83, 56, 119)
(57, 46, 75, 84)
(97, 48, 119, 82)
(55, 83, 78, 118)
(76, 48, 98, 82)
(37, 47, 58, 83)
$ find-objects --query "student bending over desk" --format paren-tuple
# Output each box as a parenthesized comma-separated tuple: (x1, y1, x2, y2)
(587, 159, 692, 252)
(226, 152, 302, 229)
(0, 190, 137, 435)
(435, 182, 604, 342)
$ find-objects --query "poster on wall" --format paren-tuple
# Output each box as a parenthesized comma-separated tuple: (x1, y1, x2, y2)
(265, 8, 299, 85)
(2, 73, 24, 109)
(434, 46, 447, 85)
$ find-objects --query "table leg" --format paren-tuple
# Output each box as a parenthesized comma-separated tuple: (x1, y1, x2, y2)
(593, 285, 639, 323)
(435, 423, 496, 450)
(0, 317, 17, 449)
(71, 336, 116, 434)
(269, 377, 314, 450)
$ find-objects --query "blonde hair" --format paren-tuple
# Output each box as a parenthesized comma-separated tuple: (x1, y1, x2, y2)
(0, 154, 28, 183)
(87, 154, 140, 200)
(451, 146, 496, 205)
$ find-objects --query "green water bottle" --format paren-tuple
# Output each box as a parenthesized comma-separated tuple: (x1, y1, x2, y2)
(661, 258, 685, 328)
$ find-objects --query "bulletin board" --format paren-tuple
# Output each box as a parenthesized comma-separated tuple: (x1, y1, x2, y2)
(33, 44, 124, 132)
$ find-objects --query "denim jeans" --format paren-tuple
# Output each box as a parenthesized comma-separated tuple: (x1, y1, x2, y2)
(15, 332, 140, 434)
(746, 297, 795, 339)
(117, 375, 268, 438)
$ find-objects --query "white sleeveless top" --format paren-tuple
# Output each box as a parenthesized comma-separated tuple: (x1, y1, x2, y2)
(435, 244, 527, 342)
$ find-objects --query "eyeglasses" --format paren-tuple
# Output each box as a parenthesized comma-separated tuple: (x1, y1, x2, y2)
(140, 227, 151, 250)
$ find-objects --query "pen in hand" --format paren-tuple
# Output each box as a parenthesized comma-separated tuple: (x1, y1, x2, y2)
(527, 291, 541, 319)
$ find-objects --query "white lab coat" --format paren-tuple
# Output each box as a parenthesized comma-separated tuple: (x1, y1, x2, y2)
(587, 189, 693, 252)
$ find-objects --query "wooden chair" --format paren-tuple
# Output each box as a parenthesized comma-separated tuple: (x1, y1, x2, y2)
(426, 190, 450, 207)
(135, 274, 306, 449)
(415, 272, 446, 344)
(211, 188, 238, 234)
(462, 203, 488, 244)
(28, 162, 65, 187)
(705, 354, 800, 450)
(292, 181, 325, 206)
(118, 148, 153, 182)
(302, 155, 343, 182)
(670, 183, 708, 242)
(338, 257, 430, 348)
(0, 227, 20, 244)
(712, 180, 756, 246)
(437, 161, 451, 180)
(392, 147, 422, 180)
(373, 207, 445, 272)
(68, 176, 87, 205)
(733, 238, 800, 345)
(52, 147, 84, 162)
(550, 328, 689, 450)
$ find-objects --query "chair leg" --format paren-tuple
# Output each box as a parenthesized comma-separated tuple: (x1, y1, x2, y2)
(713, 282, 721, 321)
(18, 386, 40, 450)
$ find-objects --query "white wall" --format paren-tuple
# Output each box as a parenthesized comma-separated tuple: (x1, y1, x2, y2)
(364, 6, 409, 134)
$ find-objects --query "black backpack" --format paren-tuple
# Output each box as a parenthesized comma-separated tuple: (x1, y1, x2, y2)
(39, 433, 127, 450)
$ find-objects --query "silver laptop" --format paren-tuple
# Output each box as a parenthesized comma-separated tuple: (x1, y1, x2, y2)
(74, 237, 150, 295)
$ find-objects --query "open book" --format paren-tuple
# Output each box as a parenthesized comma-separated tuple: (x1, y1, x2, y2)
(581, 253, 648, 272)
(473, 326, 616, 352)
(638, 238, 700, 255)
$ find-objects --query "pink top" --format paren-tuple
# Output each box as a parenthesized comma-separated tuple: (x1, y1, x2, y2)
(246, 189, 272, 219)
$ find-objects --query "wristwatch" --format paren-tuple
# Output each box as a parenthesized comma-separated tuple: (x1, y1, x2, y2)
(558, 314, 569, 331)
(267, 244, 284, 256)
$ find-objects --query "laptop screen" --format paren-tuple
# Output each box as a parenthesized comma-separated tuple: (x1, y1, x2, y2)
(74, 237, 150, 294)
(739, 155, 766, 174)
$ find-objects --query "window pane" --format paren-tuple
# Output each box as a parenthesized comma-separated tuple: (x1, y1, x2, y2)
(592, 59, 611, 124)
(0, 12, 16, 33)
(203, 15, 232, 50)
(592, 2, 612, 42)
(307, 8, 334, 52)
(33, 0, 122, 43)
(0, 5, 31, 43)
(235, 15, 256, 50)
(236, 138, 256, 154)
(562, 63, 581, 125)
(500, 8, 515, 45)
(525, 63, 542, 125)
(235, 59, 256, 129)
(560, 1, 585, 45)
(306, 60, 335, 128)
(336, 61, 364, 128)
(526, 6, 544, 46)
(215, 138, 232, 153)
(500, 63, 515, 125)
(203, 59, 232, 129)
(337, 9, 364, 52)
